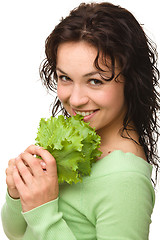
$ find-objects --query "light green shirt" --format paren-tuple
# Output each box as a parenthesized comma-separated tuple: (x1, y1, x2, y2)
(1, 150, 155, 240)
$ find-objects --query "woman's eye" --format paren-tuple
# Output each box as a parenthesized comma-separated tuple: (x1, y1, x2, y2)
(89, 79, 103, 85)
(58, 75, 71, 82)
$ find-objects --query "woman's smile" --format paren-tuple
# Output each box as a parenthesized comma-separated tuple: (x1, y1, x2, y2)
(73, 109, 99, 121)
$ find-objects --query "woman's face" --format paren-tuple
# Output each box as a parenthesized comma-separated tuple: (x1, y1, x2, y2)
(56, 41, 127, 136)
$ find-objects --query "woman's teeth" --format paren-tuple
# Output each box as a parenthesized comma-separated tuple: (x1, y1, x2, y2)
(75, 111, 94, 116)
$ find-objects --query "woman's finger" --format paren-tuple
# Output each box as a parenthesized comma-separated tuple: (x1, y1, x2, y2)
(13, 166, 26, 195)
(38, 149, 57, 177)
(15, 156, 33, 185)
(20, 151, 45, 177)
(25, 145, 58, 178)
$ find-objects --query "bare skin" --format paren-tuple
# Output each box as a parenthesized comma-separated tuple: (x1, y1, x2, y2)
(6, 145, 59, 212)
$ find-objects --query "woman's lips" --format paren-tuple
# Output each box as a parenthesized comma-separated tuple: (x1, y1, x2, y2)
(83, 110, 98, 122)
(72, 109, 99, 121)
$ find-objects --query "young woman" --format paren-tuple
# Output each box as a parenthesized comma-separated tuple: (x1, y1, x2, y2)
(2, 2, 160, 240)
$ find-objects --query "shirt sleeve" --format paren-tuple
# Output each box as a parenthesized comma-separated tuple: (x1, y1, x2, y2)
(94, 171, 155, 240)
(1, 193, 77, 240)
(22, 198, 77, 240)
(1, 192, 27, 240)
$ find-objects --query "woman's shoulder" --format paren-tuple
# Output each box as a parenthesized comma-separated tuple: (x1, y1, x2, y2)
(100, 127, 147, 162)
(85, 142, 152, 183)
(115, 137, 147, 162)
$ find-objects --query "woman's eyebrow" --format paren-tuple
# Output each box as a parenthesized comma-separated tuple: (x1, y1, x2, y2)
(56, 67, 100, 77)
(56, 68, 67, 75)
(83, 71, 100, 77)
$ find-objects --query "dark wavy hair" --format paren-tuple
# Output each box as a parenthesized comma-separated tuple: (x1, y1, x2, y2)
(40, 2, 160, 186)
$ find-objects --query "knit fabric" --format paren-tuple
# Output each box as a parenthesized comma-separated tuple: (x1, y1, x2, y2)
(1, 150, 155, 240)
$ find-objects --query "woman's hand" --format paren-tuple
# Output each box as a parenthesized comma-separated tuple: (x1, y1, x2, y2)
(6, 158, 20, 199)
(13, 145, 59, 212)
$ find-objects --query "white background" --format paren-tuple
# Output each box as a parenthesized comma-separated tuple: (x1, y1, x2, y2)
(0, 0, 159, 239)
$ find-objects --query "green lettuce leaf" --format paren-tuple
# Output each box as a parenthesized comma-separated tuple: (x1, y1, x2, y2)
(35, 115, 102, 184)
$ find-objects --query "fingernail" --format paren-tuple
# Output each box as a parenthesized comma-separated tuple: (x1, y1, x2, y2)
(16, 156, 20, 161)
(36, 146, 42, 150)
(40, 161, 46, 167)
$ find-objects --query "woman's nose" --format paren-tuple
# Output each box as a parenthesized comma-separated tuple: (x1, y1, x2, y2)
(69, 85, 89, 107)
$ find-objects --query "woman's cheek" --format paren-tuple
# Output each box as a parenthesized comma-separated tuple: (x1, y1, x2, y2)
(57, 84, 67, 103)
